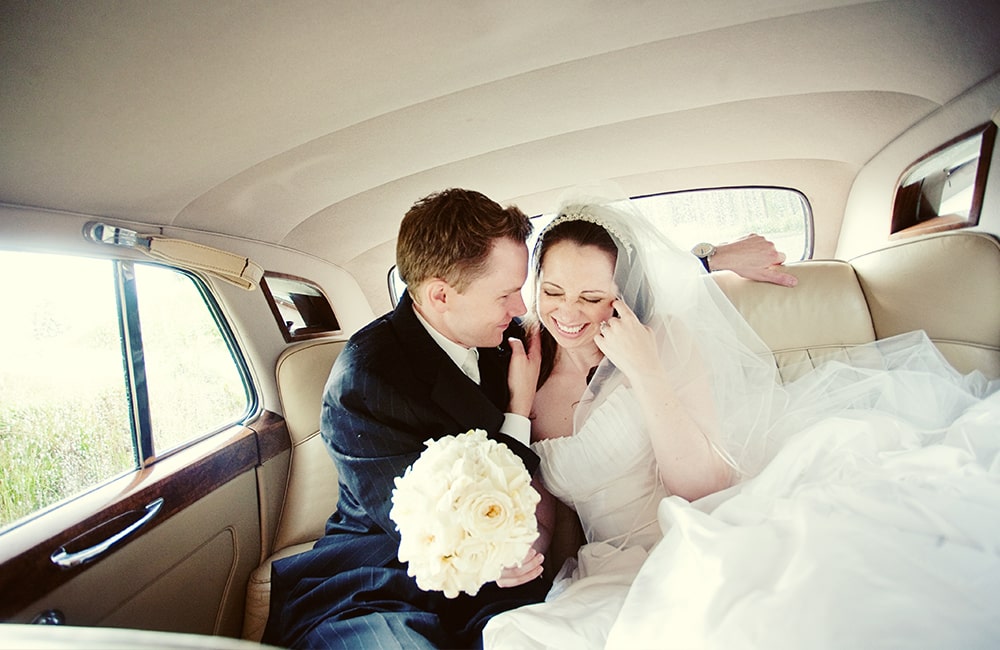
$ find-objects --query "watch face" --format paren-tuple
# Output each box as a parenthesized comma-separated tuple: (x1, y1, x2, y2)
(692, 242, 715, 258)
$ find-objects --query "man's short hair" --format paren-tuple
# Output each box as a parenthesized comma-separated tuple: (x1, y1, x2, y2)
(396, 188, 532, 298)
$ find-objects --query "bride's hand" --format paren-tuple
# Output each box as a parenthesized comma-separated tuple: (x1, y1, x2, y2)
(496, 547, 545, 588)
(506, 326, 541, 418)
(595, 299, 662, 379)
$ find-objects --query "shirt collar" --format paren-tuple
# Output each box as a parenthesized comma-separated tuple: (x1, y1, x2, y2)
(412, 304, 479, 377)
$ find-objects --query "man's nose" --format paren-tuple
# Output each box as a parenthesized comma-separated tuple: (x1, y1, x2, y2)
(510, 293, 527, 317)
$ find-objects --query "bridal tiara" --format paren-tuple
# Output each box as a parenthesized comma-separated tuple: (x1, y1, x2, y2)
(543, 207, 635, 258)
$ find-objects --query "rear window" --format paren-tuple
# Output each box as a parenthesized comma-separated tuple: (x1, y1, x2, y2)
(389, 186, 811, 304)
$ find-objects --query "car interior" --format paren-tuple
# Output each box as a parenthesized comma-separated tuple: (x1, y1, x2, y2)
(1, 1, 999, 647)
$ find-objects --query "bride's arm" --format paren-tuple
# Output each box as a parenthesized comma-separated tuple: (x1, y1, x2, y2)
(596, 299, 732, 501)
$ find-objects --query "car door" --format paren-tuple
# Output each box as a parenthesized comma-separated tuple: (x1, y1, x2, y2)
(0, 212, 292, 638)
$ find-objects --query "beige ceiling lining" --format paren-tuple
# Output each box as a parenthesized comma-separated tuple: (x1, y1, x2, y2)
(281, 90, 934, 264)
(1, 1, 870, 222)
(174, 1, 980, 244)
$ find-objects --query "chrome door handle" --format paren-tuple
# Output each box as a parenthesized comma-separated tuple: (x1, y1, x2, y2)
(50, 498, 164, 569)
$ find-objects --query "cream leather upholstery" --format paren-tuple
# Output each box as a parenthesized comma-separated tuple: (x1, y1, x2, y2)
(242, 339, 345, 642)
(242, 231, 1000, 640)
(851, 232, 1000, 378)
(716, 231, 1000, 382)
(714, 261, 877, 382)
(270, 340, 346, 550)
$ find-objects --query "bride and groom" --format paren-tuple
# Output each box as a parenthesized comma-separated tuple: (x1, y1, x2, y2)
(263, 187, 999, 649)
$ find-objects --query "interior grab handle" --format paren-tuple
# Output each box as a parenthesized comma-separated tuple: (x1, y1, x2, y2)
(50, 498, 164, 569)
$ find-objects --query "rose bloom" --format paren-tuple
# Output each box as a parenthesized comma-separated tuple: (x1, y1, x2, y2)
(390, 429, 540, 598)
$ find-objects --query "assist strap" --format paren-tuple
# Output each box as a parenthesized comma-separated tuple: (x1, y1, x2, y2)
(84, 222, 264, 291)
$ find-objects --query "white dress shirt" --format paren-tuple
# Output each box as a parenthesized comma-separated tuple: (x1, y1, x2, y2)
(412, 307, 530, 446)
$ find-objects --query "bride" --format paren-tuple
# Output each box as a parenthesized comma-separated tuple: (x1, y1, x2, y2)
(483, 190, 1000, 649)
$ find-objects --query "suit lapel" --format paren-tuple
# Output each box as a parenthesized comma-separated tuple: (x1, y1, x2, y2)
(476, 343, 510, 410)
(389, 294, 504, 434)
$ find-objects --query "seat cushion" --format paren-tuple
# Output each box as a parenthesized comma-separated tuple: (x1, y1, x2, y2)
(242, 542, 315, 642)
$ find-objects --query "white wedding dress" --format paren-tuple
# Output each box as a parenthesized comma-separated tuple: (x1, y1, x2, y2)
(483, 385, 668, 649)
(484, 332, 1000, 650)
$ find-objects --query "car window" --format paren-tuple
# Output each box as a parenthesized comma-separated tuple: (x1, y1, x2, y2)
(0, 251, 253, 530)
(388, 186, 811, 304)
(627, 187, 811, 261)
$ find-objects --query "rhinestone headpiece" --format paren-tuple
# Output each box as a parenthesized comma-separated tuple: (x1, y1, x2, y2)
(541, 207, 634, 258)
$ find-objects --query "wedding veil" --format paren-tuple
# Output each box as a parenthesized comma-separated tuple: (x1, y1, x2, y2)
(532, 185, 786, 480)
(531, 185, 996, 485)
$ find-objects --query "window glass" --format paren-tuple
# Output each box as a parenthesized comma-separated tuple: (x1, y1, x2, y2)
(388, 187, 811, 304)
(631, 187, 811, 261)
(0, 252, 133, 529)
(135, 264, 250, 455)
(0, 252, 252, 530)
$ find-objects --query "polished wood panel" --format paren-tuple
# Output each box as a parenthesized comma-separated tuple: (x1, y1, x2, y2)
(0, 411, 289, 619)
(251, 409, 291, 464)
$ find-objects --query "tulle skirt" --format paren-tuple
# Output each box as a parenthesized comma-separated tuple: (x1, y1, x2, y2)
(488, 332, 1000, 649)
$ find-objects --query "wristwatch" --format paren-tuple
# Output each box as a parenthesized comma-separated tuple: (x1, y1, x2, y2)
(691, 242, 717, 271)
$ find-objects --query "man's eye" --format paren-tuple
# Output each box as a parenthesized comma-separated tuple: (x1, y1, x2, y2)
(543, 290, 562, 297)
(583, 298, 602, 304)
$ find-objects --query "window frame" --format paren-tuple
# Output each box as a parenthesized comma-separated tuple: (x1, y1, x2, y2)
(123, 260, 258, 466)
(0, 251, 258, 533)
(890, 121, 997, 239)
(630, 185, 815, 262)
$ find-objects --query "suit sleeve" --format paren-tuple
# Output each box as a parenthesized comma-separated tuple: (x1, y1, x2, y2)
(319, 351, 427, 540)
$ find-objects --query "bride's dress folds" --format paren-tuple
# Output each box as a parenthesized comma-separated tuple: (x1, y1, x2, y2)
(484, 332, 1000, 650)
(608, 386, 1000, 649)
(630, 333, 1000, 649)
(483, 387, 665, 649)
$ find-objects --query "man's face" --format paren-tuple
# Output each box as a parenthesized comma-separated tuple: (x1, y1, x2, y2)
(441, 238, 528, 348)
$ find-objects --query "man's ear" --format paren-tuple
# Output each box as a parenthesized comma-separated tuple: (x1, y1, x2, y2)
(423, 278, 451, 313)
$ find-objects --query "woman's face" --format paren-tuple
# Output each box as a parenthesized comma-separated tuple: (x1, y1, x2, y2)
(536, 240, 617, 351)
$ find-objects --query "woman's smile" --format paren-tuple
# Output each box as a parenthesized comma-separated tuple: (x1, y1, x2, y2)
(551, 318, 590, 337)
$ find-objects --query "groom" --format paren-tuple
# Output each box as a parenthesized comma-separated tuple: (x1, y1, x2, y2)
(262, 188, 795, 649)
(262, 188, 551, 649)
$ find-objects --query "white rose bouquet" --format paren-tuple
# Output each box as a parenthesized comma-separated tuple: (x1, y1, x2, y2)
(389, 429, 540, 598)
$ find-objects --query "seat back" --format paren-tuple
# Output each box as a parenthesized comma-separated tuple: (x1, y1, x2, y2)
(271, 339, 345, 550)
(713, 260, 877, 382)
(850, 231, 1000, 379)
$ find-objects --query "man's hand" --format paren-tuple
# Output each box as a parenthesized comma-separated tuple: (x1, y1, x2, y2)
(506, 327, 541, 418)
(709, 234, 798, 287)
(496, 547, 545, 588)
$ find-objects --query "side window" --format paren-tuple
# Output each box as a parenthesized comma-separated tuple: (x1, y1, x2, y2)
(0, 251, 252, 530)
(134, 264, 251, 455)
(388, 186, 812, 305)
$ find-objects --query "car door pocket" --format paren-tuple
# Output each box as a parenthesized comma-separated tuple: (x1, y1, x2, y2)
(49, 498, 164, 569)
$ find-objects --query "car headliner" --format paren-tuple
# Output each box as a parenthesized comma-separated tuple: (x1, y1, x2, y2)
(3, 0, 1000, 293)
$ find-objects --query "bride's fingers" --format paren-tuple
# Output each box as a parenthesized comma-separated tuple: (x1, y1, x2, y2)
(611, 298, 638, 324)
(496, 551, 545, 588)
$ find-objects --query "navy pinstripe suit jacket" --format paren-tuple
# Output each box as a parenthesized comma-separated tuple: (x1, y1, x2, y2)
(262, 293, 546, 648)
